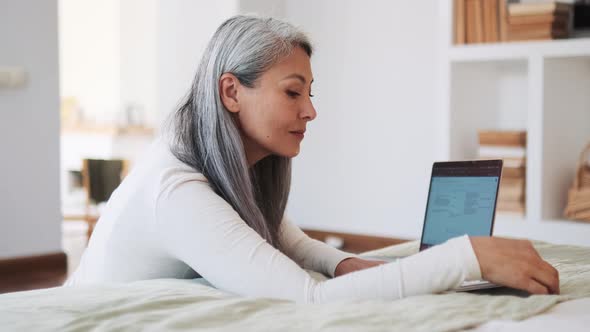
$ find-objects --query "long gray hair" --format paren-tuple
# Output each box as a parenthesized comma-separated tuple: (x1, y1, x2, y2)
(169, 15, 313, 251)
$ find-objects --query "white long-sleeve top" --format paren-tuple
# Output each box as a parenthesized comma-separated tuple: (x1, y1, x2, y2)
(64, 138, 482, 303)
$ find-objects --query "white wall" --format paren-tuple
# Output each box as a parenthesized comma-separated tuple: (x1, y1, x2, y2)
(120, 0, 158, 126)
(282, 1, 439, 240)
(60, 0, 159, 127)
(58, 1, 238, 212)
(155, 0, 289, 123)
(149, 0, 441, 240)
(59, 0, 121, 124)
(240, 0, 285, 17)
(156, 0, 239, 126)
(59, 0, 240, 128)
(58, 0, 440, 241)
(0, 0, 62, 258)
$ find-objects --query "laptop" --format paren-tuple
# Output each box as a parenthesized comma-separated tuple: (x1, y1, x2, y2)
(367, 159, 503, 292)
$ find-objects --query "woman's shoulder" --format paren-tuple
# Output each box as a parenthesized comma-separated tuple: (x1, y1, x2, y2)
(148, 137, 212, 199)
(157, 164, 210, 197)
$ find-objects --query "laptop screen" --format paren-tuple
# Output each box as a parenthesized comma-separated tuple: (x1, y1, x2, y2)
(419, 160, 503, 251)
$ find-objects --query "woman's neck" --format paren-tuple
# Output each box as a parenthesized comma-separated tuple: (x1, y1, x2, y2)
(241, 134, 270, 167)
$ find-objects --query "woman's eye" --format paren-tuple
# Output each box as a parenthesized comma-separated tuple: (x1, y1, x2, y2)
(287, 90, 314, 98)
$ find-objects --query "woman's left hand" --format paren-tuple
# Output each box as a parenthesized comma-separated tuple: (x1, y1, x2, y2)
(334, 257, 388, 277)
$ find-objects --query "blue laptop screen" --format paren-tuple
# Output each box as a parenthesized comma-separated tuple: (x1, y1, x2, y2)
(421, 176, 499, 247)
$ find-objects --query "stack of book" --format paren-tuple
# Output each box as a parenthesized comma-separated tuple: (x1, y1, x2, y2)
(455, 0, 505, 44)
(455, 0, 573, 44)
(507, 2, 573, 42)
(478, 130, 527, 214)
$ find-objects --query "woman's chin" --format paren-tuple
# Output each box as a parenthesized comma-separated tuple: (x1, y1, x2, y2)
(275, 148, 300, 159)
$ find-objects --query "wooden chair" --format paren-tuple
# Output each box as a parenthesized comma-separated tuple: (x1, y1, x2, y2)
(81, 158, 129, 239)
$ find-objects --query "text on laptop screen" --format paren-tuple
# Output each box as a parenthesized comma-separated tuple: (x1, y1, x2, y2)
(421, 176, 499, 247)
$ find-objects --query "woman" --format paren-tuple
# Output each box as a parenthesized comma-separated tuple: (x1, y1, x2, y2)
(65, 15, 559, 303)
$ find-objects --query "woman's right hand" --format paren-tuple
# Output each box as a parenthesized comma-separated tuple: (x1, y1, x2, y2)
(469, 237, 560, 295)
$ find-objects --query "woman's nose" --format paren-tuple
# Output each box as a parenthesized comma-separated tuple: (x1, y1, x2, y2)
(301, 99, 317, 121)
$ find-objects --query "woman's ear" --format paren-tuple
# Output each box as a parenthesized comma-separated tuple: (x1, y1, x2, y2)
(219, 73, 240, 113)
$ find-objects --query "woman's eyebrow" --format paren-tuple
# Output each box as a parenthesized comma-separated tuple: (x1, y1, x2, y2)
(282, 73, 314, 84)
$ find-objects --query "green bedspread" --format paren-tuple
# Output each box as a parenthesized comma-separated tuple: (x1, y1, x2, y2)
(1, 240, 589, 331)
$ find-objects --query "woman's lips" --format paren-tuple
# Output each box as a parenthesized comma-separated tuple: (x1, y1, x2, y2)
(290, 131, 305, 139)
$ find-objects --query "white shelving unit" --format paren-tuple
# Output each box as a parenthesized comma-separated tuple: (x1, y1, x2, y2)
(60, 127, 155, 218)
(437, 1, 590, 246)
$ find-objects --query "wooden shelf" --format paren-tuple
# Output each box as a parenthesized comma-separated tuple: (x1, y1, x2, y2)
(448, 37, 590, 63)
(438, 0, 590, 246)
(61, 125, 155, 136)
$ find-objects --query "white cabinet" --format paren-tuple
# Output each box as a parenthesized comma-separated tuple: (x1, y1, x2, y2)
(437, 1, 590, 246)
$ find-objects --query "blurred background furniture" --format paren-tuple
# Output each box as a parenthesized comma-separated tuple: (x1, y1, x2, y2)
(564, 142, 590, 222)
(81, 158, 128, 239)
(63, 158, 128, 240)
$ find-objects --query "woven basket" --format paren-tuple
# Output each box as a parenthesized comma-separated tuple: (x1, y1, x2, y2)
(564, 142, 590, 222)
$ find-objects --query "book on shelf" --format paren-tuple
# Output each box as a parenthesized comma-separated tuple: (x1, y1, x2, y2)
(478, 130, 527, 167)
(505, 157, 526, 169)
(500, 174, 525, 183)
(570, 209, 590, 220)
(508, 12, 570, 25)
(497, 199, 526, 214)
(500, 175, 525, 186)
(478, 130, 527, 147)
(498, 166, 526, 203)
(477, 129, 527, 215)
(499, 187, 525, 202)
(502, 165, 526, 178)
(465, 0, 484, 43)
(508, 2, 572, 17)
(455, 0, 466, 44)
(507, 29, 569, 41)
(507, 1, 572, 41)
(454, 1, 573, 44)
(498, 192, 525, 203)
(508, 21, 568, 33)
(499, 0, 508, 41)
(499, 194, 525, 204)
(483, 0, 500, 43)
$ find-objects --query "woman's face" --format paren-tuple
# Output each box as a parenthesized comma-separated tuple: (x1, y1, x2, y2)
(220, 47, 316, 166)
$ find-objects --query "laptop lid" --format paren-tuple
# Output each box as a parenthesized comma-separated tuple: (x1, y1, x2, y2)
(419, 160, 503, 251)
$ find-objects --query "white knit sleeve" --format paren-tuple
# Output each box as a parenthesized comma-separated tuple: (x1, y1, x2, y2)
(154, 178, 482, 303)
(278, 217, 357, 277)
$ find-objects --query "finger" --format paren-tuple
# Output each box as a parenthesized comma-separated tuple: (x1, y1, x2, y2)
(552, 265, 560, 294)
(525, 279, 550, 295)
(533, 261, 560, 294)
(521, 247, 560, 294)
(534, 257, 559, 294)
(542, 260, 560, 294)
(530, 270, 558, 295)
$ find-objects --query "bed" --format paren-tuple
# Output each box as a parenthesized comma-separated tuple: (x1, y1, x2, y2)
(1, 240, 589, 331)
